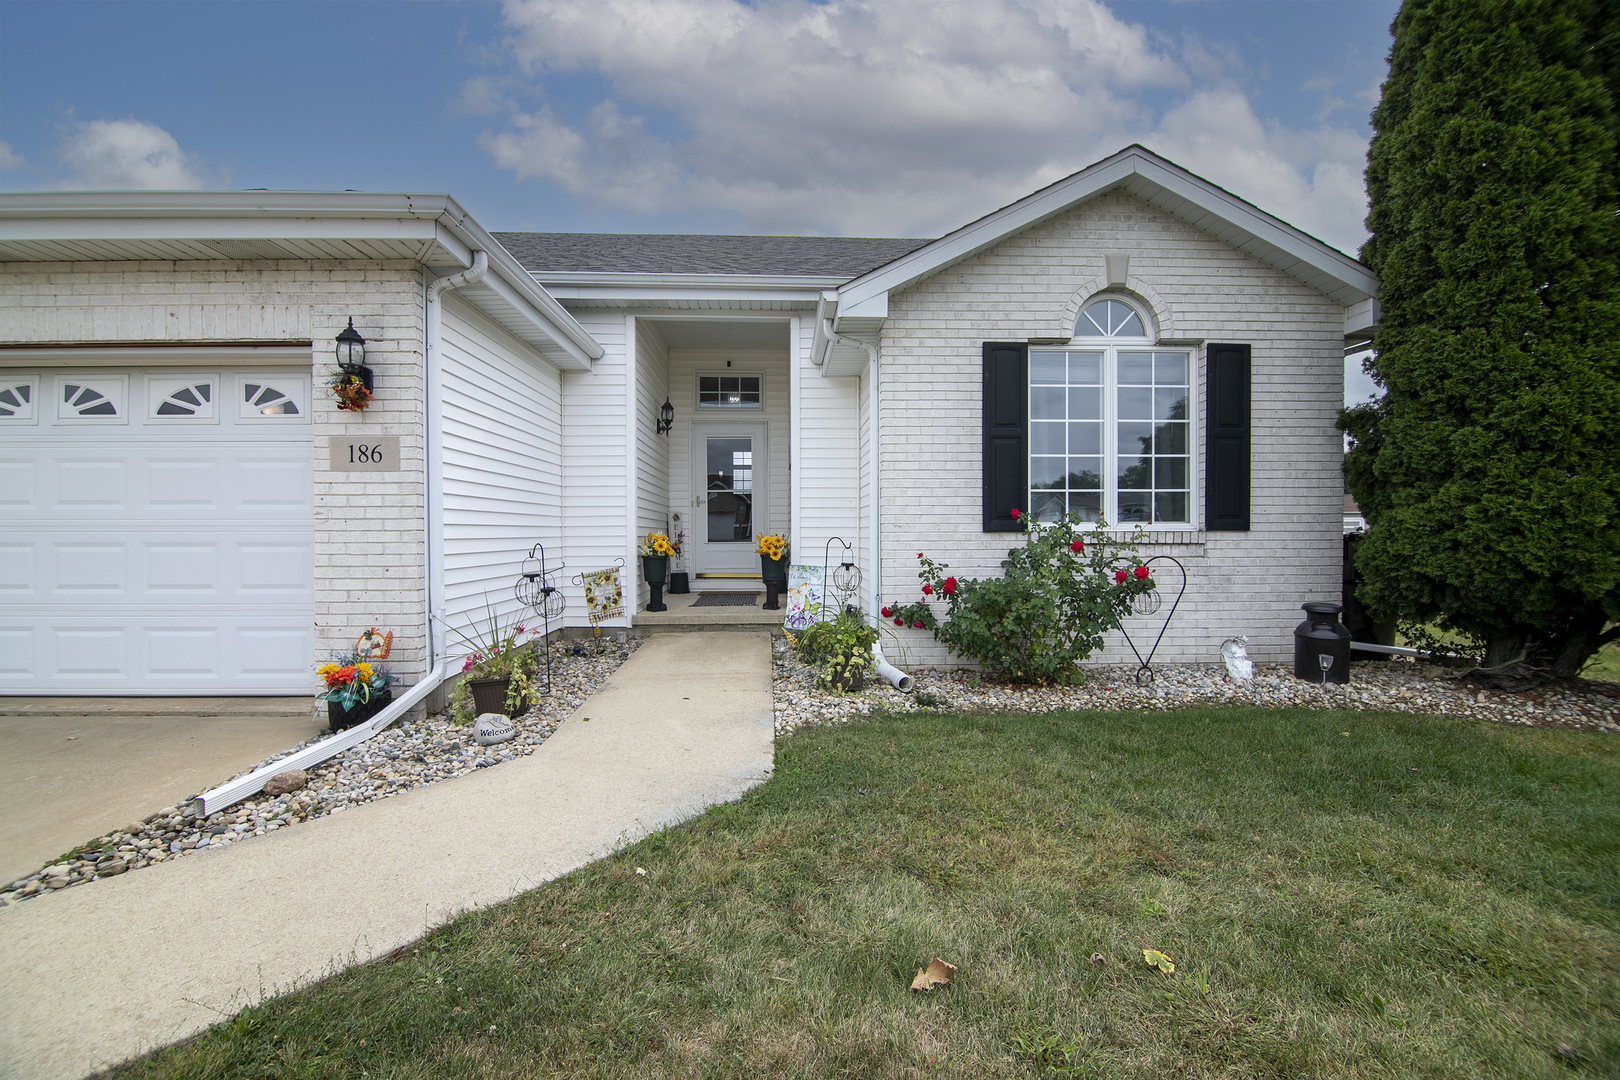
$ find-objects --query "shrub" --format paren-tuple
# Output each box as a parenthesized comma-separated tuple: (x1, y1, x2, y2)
(911, 512, 1154, 684)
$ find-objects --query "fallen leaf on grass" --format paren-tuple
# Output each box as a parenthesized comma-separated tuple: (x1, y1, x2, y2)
(1090, 953, 1107, 965)
(910, 957, 957, 991)
(635, 867, 647, 876)
(1143, 949, 1175, 973)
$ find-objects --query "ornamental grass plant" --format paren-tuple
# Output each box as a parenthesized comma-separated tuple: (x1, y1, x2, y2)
(114, 706, 1619, 1079)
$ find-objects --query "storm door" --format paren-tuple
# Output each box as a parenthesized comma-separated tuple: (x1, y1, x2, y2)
(690, 421, 768, 576)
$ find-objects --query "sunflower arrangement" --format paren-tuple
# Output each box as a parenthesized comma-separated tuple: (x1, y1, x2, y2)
(756, 534, 788, 561)
(639, 532, 677, 557)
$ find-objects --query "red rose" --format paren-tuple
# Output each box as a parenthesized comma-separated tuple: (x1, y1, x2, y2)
(943, 577, 957, 595)
(917, 552, 924, 559)
(1070, 540, 1084, 553)
(922, 584, 933, 595)
(880, 607, 892, 618)
(1115, 570, 1127, 584)
(894, 617, 904, 626)
(913, 621, 924, 629)
(1010, 508, 1021, 520)
(1134, 565, 1149, 580)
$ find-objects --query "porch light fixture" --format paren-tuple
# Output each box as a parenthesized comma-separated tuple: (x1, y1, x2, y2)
(334, 318, 367, 369)
(656, 397, 674, 435)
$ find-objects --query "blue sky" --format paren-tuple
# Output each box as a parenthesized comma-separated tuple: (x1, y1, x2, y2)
(0, 0, 1392, 400)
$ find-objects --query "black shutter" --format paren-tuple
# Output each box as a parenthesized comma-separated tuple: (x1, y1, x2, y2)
(982, 342, 1028, 531)
(1205, 343, 1251, 531)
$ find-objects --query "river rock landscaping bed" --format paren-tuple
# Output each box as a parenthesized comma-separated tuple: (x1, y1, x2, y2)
(771, 636, 1620, 736)
(0, 638, 639, 908)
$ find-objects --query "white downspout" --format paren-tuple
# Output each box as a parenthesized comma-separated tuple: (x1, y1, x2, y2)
(821, 319, 880, 614)
(195, 250, 490, 814)
(424, 250, 488, 662)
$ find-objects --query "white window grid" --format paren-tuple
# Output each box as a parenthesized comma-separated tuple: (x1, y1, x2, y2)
(695, 372, 763, 409)
(146, 375, 220, 424)
(53, 375, 128, 424)
(1029, 298, 1195, 528)
(0, 375, 39, 424)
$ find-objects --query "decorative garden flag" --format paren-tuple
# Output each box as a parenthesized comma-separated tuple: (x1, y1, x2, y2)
(583, 568, 624, 624)
(784, 564, 823, 631)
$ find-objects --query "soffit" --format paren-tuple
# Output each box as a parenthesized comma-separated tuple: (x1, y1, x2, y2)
(0, 191, 602, 370)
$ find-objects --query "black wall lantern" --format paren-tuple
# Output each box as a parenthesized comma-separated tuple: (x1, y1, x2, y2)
(334, 318, 373, 393)
(656, 397, 674, 435)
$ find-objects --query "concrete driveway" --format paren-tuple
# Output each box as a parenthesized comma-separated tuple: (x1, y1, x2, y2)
(0, 698, 324, 886)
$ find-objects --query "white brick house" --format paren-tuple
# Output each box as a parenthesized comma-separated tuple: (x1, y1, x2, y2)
(0, 146, 1377, 700)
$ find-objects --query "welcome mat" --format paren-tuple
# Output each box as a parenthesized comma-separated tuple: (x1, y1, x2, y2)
(691, 592, 760, 608)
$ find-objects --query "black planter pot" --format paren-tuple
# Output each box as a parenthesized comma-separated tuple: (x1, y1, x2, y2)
(668, 571, 690, 594)
(327, 688, 393, 732)
(760, 555, 788, 583)
(469, 677, 519, 716)
(642, 556, 669, 612)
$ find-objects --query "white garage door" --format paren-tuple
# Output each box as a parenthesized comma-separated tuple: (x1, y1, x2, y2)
(0, 369, 315, 695)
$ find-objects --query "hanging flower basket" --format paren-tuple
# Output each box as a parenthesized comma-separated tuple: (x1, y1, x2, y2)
(329, 366, 375, 412)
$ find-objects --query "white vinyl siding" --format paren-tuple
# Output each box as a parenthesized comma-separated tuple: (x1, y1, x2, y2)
(795, 320, 864, 605)
(561, 312, 632, 624)
(634, 319, 671, 606)
(438, 294, 562, 639)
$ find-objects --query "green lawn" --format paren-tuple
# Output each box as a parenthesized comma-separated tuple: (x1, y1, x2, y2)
(116, 707, 1618, 1079)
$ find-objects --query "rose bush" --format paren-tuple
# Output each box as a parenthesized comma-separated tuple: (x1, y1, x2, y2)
(910, 513, 1154, 684)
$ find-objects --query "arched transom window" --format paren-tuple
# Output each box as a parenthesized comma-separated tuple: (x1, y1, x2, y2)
(1027, 296, 1192, 527)
(1076, 298, 1146, 338)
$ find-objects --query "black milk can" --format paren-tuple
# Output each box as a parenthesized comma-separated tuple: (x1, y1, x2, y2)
(1293, 602, 1351, 684)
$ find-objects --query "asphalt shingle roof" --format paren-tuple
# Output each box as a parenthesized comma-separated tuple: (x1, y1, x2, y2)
(492, 232, 931, 278)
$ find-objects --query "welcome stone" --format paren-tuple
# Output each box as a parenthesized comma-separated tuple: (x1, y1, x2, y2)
(474, 712, 516, 746)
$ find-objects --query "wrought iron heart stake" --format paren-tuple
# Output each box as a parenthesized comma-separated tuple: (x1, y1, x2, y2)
(1115, 555, 1188, 686)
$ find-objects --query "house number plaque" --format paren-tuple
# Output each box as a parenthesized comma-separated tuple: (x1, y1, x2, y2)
(329, 436, 400, 472)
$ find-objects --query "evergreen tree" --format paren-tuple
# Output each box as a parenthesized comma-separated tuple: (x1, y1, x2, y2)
(1342, 0, 1620, 682)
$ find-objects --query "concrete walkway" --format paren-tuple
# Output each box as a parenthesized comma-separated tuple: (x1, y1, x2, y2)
(0, 631, 775, 1080)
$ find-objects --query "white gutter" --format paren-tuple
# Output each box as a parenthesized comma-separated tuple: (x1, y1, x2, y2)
(194, 659, 453, 815)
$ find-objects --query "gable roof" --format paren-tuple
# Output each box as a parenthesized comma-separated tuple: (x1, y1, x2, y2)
(494, 232, 928, 278)
(835, 145, 1378, 317)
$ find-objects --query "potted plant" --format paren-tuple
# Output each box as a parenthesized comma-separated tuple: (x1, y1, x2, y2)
(756, 533, 788, 609)
(798, 610, 879, 692)
(317, 653, 395, 732)
(443, 600, 540, 722)
(639, 531, 676, 611)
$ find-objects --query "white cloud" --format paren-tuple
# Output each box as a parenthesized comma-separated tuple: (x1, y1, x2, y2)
(53, 119, 213, 190)
(0, 142, 26, 172)
(475, 0, 1370, 246)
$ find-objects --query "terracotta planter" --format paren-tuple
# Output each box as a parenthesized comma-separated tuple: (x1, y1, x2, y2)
(327, 689, 393, 732)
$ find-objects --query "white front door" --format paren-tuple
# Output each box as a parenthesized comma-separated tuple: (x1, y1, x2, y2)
(690, 421, 767, 577)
